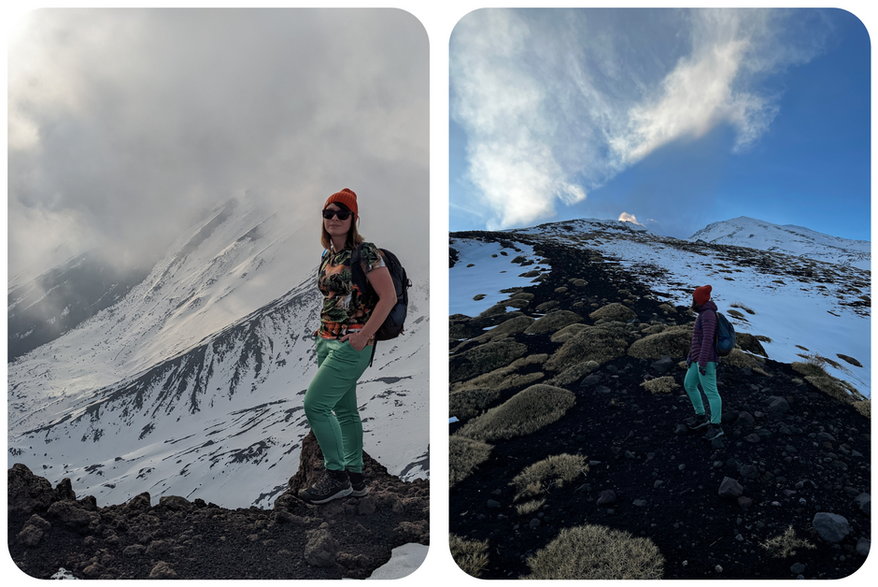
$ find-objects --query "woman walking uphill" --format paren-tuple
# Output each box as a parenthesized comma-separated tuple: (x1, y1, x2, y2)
(684, 285, 724, 441)
(300, 188, 397, 504)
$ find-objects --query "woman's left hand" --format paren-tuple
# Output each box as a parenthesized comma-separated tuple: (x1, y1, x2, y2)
(341, 331, 369, 351)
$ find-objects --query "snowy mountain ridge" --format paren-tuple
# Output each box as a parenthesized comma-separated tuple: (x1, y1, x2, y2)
(8, 198, 429, 508)
(689, 216, 870, 270)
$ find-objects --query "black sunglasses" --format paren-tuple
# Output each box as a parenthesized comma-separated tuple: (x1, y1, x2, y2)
(322, 208, 353, 220)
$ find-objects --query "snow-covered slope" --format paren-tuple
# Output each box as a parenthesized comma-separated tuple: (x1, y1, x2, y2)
(8, 252, 151, 361)
(8, 199, 429, 508)
(690, 216, 870, 270)
(451, 216, 870, 397)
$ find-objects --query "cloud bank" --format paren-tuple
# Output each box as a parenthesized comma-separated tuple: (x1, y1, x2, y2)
(450, 8, 828, 230)
(8, 8, 428, 281)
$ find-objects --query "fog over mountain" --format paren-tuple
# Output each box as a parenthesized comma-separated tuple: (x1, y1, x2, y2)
(8, 8, 428, 285)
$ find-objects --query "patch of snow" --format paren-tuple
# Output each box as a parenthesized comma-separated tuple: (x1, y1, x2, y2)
(50, 568, 78, 579)
(450, 238, 548, 316)
(366, 543, 428, 579)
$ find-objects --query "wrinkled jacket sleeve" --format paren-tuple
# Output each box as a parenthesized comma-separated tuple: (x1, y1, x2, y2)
(698, 310, 717, 367)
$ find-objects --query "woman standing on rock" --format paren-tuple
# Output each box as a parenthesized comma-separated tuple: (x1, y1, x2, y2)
(683, 284, 724, 441)
(300, 188, 397, 504)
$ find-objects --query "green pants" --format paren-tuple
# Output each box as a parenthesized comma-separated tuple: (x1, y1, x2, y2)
(683, 362, 722, 424)
(304, 337, 372, 473)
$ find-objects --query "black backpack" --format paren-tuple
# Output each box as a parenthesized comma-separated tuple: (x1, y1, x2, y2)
(351, 244, 411, 341)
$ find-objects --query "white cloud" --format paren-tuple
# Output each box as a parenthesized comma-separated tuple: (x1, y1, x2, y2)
(8, 8, 428, 280)
(451, 8, 828, 230)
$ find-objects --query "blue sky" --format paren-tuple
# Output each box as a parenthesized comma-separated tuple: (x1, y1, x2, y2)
(450, 8, 870, 241)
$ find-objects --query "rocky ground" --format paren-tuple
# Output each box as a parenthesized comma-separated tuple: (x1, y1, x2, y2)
(449, 231, 870, 580)
(8, 432, 428, 579)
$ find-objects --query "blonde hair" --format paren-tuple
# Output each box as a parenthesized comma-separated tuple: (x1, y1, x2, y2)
(321, 204, 364, 251)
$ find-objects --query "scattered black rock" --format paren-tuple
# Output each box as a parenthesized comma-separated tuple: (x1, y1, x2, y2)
(8, 432, 428, 579)
(718, 477, 744, 499)
(812, 512, 851, 544)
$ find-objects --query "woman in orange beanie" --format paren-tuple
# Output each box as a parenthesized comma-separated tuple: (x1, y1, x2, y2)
(683, 284, 724, 441)
(299, 188, 397, 504)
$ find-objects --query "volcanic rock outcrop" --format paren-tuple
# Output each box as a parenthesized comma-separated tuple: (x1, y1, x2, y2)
(8, 433, 428, 579)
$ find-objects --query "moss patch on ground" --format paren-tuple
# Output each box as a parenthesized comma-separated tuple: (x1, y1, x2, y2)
(589, 302, 636, 323)
(511, 453, 588, 502)
(449, 535, 490, 578)
(524, 310, 582, 335)
(524, 525, 665, 579)
(640, 376, 678, 394)
(456, 384, 576, 442)
(546, 322, 634, 372)
(450, 340, 528, 383)
(627, 324, 691, 360)
(449, 435, 493, 486)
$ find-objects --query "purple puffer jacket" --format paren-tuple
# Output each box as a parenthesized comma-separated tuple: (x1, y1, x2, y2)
(688, 300, 718, 367)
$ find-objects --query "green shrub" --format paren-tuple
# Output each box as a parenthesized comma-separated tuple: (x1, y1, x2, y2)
(722, 348, 767, 371)
(516, 499, 545, 516)
(627, 325, 690, 360)
(793, 361, 865, 402)
(450, 387, 502, 420)
(639, 323, 666, 335)
(524, 310, 582, 335)
(546, 322, 633, 371)
(449, 435, 493, 486)
(524, 525, 664, 579)
(805, 374, 864, 403)
(735, 332, 767, 356)
(550, 323, 589, 343)
(452, 354, 548, 394)
(506, 298, 530, 309)
(546, 360, 599, 387)
(589, 302, 636, 323)
(449, 535, 490, 578)
(511, 454, 588, 502)
(853, 400, 870, 418)
(535, 300, 560, 312)
(457, 384, 576, 442)
(791, 361, 823, 378)
(640, 376, 678, 394)
(760, 526, 815, 558)
(470, 315, 534, 343)
(450, 340, 528, 383)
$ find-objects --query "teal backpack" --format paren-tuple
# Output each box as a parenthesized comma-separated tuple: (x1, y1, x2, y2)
(714, 312, 736, 356)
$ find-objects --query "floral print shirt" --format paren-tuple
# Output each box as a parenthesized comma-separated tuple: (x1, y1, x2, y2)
(316, 242, 386, 339)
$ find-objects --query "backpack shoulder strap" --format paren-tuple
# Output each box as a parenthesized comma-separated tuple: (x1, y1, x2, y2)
(349, 244, 372, 296)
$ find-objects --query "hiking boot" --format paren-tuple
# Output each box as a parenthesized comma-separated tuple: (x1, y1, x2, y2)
(348, 471, 369, 497)
(685, 414, 710, 431)
(299, 469, 352, 504)
(703, 424, 725, 441)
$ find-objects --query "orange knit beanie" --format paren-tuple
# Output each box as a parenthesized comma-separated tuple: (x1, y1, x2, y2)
(324, 188, 358, 218)
(693, 285, 712, 306)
